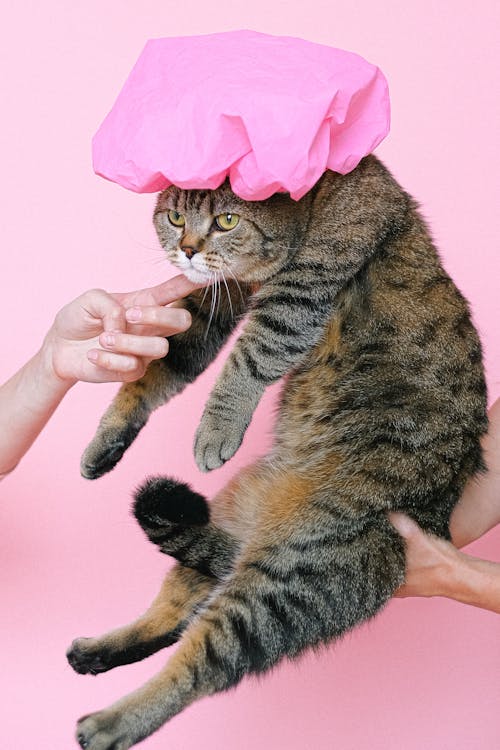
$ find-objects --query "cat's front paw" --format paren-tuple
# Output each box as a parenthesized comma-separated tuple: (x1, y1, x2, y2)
(194, 414, 245, 472)
(80, 426, 137, 479)
(76, 710, 136, 750)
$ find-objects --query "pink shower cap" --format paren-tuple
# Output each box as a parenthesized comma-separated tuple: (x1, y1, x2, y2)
(93, 30, 390, 201)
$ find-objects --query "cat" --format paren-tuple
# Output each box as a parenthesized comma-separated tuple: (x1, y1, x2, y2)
(69, 155, 487, 750)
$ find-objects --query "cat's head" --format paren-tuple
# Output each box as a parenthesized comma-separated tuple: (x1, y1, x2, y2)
(153, 181, 310, 284)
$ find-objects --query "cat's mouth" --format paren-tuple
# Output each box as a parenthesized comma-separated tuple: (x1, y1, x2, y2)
(182, 267, 217, 284)
(170, 246, 223, 285)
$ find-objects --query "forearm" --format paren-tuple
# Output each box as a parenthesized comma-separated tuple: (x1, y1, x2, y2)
(0, 277, 204, 478)
(450, 398, 500, 547)
(440, 550, 500, 615)
(0, 346, 71, 474)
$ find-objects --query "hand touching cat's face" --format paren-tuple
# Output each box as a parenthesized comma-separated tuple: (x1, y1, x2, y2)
(154, 181, 310, 284)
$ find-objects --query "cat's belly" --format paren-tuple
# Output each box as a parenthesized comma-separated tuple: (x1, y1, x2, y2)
(274, 363, 343, 466)
(209, 457, 330, 542)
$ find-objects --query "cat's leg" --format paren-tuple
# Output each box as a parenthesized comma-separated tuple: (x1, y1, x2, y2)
(194, 261, 337, 471)
(74, 515, 405, 750)
(67, 564, 215, 676)
(81, 359, 180, 479)
(81, 282, 251, 479)
(68, 476, 244, 675)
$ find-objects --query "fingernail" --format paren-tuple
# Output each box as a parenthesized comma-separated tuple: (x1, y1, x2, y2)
(87, 350, 98, 362)
(104, 333, 115, 347)
(126, 307, 142, 322)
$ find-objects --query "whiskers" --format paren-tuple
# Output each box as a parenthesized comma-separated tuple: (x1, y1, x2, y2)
(206, 273, 218, 339)
(143, 248, 245, 340)
(204, 271, 219, 340)
(202, 263, 244, 339)
(148, 254, 169, 269)
(221, 260, 245, 308)
(220, 272, 233, 319)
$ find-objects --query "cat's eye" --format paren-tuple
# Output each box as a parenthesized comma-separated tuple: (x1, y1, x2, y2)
(215, 213, 240, 231)
(168, 210, 186, 228)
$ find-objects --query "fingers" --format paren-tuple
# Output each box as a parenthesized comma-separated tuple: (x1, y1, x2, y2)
(145, 274, 208, 306)
(87, 306, 189, 381)
(112, 275, 207, 309)
(87, 349, 146, 382)
(388, 512, 421, 539)
(80, 289, 127, 334)
(54, 289, 127, 339)
(98, 331, 169, 360)
(81, 289, 193, 338)
(82, 290, 193, 384)
(124, 304, 192, 335)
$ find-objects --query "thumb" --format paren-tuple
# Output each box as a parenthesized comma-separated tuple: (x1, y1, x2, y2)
(81, 289, 127, 334)
(388, 512, 421, 539)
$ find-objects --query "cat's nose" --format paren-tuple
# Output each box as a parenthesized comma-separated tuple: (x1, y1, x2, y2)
(181, 245, 198, 260)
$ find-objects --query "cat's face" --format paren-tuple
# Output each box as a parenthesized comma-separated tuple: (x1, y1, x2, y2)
(153, 181, 309, 284)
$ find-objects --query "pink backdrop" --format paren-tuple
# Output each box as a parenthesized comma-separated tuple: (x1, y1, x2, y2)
(1, 3, 499, 749)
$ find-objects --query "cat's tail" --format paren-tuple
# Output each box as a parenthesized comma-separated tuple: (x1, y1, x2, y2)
(133, 477, 238, 579)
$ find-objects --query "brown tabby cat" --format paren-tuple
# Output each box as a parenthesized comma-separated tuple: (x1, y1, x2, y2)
(69, 155, 487, 750)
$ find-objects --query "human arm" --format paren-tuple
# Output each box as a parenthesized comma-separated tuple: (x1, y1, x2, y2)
(0, 276, 199, 476)
(449, 397, 500, 546)
(389, 513, 500, 614)
(389, 399, 500, 614)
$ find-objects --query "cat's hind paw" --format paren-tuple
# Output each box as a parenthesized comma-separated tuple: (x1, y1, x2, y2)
(67, 631, 182, 675)
(76, 711, 135, 750)
(67, 638, 114, 676)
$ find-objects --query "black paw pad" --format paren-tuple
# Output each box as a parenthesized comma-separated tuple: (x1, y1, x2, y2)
(67, 640, 111, 675)
(134, 476, 209, 527)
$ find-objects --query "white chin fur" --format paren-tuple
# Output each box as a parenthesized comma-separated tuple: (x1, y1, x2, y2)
(183, 268, 214, 284)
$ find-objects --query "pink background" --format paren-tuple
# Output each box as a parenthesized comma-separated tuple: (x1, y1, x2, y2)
(1, 2, 499, 749)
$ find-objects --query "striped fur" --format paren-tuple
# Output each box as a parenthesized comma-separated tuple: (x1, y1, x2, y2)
(71, 156, 487, 749)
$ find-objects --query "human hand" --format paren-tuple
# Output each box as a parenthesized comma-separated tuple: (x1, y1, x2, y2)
(389, 512, 463, 598)
(42, 275, 203, 386)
